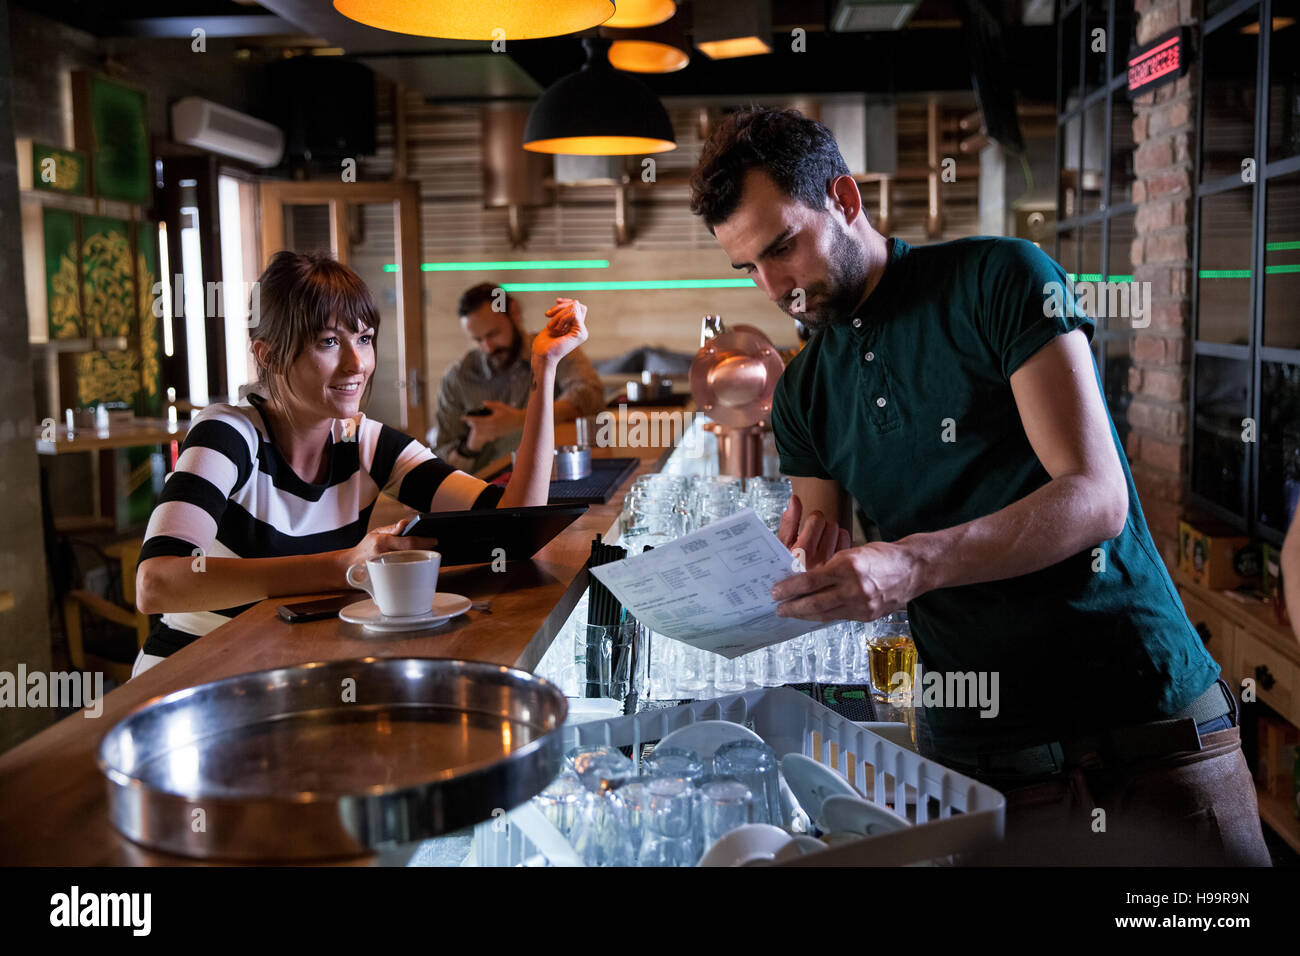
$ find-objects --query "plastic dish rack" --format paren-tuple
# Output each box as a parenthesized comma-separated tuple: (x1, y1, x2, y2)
(471, 687, 1006, 867)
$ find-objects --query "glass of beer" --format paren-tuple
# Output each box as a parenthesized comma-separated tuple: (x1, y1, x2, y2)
(866, 612, 917, 704)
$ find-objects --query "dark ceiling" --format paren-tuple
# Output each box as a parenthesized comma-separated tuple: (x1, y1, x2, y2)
(13, 0, 1056, 104)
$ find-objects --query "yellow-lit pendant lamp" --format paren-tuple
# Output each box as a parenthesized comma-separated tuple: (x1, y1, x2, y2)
(523, 38, 677, 155)
(601, 12, 691, 73)
(333, 0, 614, 40)
(604, 0, 676, 29)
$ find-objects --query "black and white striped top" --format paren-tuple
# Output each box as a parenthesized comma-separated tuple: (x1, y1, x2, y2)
(138, 392, 503, 657)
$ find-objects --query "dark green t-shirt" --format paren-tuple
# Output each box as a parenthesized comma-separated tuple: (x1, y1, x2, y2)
(772, 236, 1219, 753)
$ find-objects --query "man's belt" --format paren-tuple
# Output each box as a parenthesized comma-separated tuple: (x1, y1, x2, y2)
(938, 679, 1233, 780)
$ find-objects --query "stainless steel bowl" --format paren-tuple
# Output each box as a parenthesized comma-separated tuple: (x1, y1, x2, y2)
(552, 444, 592, 481)
(97, 657, 568, 861)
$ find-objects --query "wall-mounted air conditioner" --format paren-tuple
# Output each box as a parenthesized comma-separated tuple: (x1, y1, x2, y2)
(170, 97, 285, 167)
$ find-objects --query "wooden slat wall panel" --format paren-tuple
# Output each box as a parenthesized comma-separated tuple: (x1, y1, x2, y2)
(352, 79, 988, 396)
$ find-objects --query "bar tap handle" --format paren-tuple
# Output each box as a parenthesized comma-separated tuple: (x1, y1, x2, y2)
(700, 314, 724, 347)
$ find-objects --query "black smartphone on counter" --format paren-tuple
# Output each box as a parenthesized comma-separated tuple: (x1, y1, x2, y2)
(276, 594, 356, 623)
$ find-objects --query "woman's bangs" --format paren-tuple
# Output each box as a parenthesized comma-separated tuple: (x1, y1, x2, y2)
(307, 269, 381, 335)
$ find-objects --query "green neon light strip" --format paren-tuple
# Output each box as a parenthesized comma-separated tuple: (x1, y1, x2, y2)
(499, 279, 759, 292)
(382, 259, 611, 273)
(1196, 267, 1300, 277)
(1265, 241, 1300, 252)
(1066, 274, 1135, 283)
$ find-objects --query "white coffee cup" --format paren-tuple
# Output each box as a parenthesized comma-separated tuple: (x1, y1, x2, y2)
(346, 550, 441, 618)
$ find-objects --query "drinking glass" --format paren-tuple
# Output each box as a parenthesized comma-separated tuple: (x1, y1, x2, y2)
(867, 611, 917, 703)
(636, 777, 699, 867)
(814, 624, 848, 684)
(642, 746, 705, 784)
(641, 628, 678, 700)
(698, 777, 755, 853)
(745, 477, 792, 533)
(753, 645, 784, 687)
(713, 653, 746, 694)
(689, 476, 743, 531)
(574, 621, 640, 701)
(674, 641, 709, 694)
(566, 745, 636, 794)
(778, 636, 809, 683)
(848, 621, 872, 683)
(622, 497, 687, 555)
(631, 473, 690, 505)
(569, 791, 627, 866)
(532, 768, 589, 843)
(712, 740, 782, 827)
(609, 780, 651, 865)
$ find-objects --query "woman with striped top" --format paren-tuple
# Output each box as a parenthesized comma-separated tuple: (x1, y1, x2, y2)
(131, 251, 590, 676)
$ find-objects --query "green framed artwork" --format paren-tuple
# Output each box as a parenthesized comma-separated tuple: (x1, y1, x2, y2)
(74, 350, 140, 408)
(73, 71, 151, 205)
(81, 215, 135, 339)
(43, 207, 82, 340)
(22, 141, 88, 195)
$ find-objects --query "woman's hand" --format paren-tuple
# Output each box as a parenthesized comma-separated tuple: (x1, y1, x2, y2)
(532, 298, 589, 366)
(338, 522, 438, 581)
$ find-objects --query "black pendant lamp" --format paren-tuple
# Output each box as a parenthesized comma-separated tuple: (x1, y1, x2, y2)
(523, 37, 677, 155)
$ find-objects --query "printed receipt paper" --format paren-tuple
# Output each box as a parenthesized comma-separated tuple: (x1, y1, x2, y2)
(589, 509, 823, 659)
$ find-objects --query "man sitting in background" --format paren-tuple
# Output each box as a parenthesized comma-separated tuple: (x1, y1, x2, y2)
(431, 283, 606, 473)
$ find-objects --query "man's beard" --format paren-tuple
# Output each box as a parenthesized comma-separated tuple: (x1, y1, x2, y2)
(781, 229, 869, 331)
(487, 325, 523, 370)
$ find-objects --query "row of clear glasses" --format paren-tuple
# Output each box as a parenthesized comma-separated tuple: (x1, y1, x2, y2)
(637, 615, 918, 702)
(534, 739, 783, 866)
(688, 475, 744, 531)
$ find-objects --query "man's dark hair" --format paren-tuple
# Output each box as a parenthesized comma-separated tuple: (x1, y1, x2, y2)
(689, 106, 852, 232)
(457, 282, 514, 319)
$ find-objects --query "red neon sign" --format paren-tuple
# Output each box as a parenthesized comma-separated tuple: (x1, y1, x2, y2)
(1127, 29, 1191, 96)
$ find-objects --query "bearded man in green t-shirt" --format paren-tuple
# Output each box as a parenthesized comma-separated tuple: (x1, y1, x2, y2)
(688, 106, 1268, 867)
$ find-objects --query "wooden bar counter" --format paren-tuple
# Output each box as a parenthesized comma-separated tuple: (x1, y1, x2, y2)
(0, 411, 693, 865)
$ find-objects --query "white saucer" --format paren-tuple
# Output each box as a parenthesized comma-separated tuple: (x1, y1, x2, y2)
(339, 594, 472, 632)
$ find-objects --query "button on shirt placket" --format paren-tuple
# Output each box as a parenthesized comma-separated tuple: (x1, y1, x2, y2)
(855, 320, 897, 432)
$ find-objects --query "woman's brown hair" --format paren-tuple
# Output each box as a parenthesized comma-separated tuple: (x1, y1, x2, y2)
(247, 251, 381, 425)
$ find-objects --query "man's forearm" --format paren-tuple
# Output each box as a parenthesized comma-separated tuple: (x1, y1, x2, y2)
(897, 474, 1127, 595)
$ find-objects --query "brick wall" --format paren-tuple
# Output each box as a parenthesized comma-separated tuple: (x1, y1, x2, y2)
(1127, 0, 1199, 566)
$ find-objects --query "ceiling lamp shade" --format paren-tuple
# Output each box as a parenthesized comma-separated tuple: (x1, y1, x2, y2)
(601, 15, 691, 73)
(695, 0, 773, 59)
(332, 0, 614, 40)
(523, 38, 677, 155)
(603, 0, 676, 29)
(606, 39, 690, 72)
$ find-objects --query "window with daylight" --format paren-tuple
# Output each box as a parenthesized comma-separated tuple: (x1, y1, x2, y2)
(1190, 0, 1300, 541)
(1055, 0, 1138, 451)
